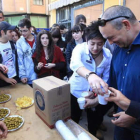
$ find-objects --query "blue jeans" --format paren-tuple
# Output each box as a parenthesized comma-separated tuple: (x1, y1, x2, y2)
(114, 122, 140, 140)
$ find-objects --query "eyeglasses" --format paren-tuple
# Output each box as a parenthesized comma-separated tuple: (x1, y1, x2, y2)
(98, 16, 130, 27)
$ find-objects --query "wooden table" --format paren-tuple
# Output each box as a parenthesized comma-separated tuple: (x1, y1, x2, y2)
(0, 84, 98, 140)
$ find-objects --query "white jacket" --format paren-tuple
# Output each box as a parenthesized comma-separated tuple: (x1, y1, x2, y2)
(69, 42, 112, 98)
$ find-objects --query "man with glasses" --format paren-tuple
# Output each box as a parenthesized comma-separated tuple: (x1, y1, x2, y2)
(16, 18, 37, 87)
(98, 5, 140, 140)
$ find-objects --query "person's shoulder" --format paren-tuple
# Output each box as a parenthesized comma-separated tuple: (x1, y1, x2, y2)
(76, 42, 87, 48)
(17, 36, 25, 43)
(54, 45, 63, 56)
(67, 40, 75, 45)
(112, 45, 121, 55)
(103, 47, 111, 53)
(73, 42, 87, 53)
(54, 45, 61, 51)
(0, 41, 11, 47)
(103, 47, 112, 58)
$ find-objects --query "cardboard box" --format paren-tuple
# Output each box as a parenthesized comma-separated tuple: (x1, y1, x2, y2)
(33, 76, 71, 129)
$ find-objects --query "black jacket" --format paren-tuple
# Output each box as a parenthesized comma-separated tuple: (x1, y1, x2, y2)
(65, 40, 76, 78)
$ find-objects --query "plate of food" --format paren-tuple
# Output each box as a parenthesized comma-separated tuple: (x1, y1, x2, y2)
(4, 115, 24, 132)
(0, 94, 11, 103)
(15, 96, 34, 109)
(0, 107, 10, 121)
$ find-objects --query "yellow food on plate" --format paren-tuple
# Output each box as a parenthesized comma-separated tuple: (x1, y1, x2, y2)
(15, 96, 33, 108)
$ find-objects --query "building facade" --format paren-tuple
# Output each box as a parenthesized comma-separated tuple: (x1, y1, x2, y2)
(1, 0, 140, 29)
(1, 0, 49, 28)
(49, 0, 140, 29)
(49, 0, 103, 28)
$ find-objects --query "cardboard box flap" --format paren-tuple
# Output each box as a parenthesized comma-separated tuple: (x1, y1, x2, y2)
(33, 76, 69, 91)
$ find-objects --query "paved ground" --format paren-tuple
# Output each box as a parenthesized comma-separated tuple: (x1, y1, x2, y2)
(79, 107, 115, 140)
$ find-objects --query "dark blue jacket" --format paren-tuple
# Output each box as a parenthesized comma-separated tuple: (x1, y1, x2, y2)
(65, 40, 76, 78)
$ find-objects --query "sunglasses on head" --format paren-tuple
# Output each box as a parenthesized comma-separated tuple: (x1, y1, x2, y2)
(98, 16, 130, 27)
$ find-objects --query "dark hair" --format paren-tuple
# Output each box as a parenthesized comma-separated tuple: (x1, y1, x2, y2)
(18, 18, 32, 29)
(71, 24, 83, 33)
(0, 30, 6, 37)
(65, 30, 72, 44)
(68, 24, 84, 44)
(51, 28, 62, 40)
(52, 24, 59, 28)
(12, 29, 21, 38)
(35, 30, 54, 62)
(59, 24, 66, 30)
(85, 21, 106, 42)
(31, 26, 37, 35)
(75, 14, 86, 25)
(0, 10, 4, 16)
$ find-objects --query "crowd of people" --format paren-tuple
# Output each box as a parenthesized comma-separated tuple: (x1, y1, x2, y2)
(0, 5, 140, 140)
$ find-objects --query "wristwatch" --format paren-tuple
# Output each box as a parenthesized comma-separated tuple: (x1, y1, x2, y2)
(85, 72, 96, 80)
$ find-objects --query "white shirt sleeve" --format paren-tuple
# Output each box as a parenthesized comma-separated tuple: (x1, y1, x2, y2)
(70, 44, 85, 72)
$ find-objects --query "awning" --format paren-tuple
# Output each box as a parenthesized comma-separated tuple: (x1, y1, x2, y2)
(48, 0, 82, 11)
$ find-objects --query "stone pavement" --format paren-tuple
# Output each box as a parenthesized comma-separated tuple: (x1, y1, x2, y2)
(79, 107, 115, 140)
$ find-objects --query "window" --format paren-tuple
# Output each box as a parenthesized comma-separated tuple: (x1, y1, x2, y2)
(33, 0, 43, 5)
(30, 16, 47, 28)
(57, 7, 71, 29)
(5, 16, 26, 26)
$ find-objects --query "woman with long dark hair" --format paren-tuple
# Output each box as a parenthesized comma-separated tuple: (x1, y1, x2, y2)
(32, 30, 65, 79)
(51, 28, 67, 79)
(66, 24, 85, 79)
(51, 28, 66, 52)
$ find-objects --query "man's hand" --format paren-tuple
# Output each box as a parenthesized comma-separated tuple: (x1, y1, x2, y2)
(112, 112, 136, 127)
(84, 97, 98, 108)
(5, 78, 17, 85)
(21, 78, 27, 84)
(88, 74, 108, 95)
(84, 92, 95, 99)
(0, 121, 8, 139)
(0, 64, 8, 73)
(105, 87, 130, 111)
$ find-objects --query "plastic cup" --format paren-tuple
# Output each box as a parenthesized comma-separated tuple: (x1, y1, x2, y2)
(81, 91, 89, 97)
(98, 90, 111, 105)
(77, 97, 85, 109)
